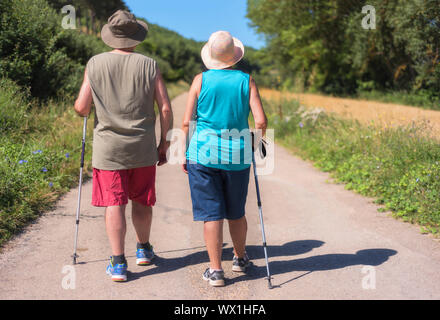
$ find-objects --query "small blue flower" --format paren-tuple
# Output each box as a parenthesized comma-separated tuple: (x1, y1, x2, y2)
(299, 122, 304, 128)
(32, 150, 42, 154)
(19, 160, 28, 164)
(65, 153, 70, 158)
(416, 178, 420, 183)
(48, 182, 53, 187)
(42, 167, 48, 173)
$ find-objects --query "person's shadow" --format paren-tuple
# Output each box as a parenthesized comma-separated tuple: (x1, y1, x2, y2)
(125, 239, 396, 287)
(230, 243, 397, 287)
(126, 240, 324, 281)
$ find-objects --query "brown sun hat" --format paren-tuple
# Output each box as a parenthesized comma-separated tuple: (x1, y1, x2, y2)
(101, 10, 148, 49)
(201, 31, 245, 70)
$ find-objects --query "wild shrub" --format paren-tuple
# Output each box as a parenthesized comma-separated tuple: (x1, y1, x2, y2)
(0, 0, 107, 100)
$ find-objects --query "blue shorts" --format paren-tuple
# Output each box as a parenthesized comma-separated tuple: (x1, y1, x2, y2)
(187, 163, 250, 221)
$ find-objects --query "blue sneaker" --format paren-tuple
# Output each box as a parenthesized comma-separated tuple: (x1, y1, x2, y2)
(136, 243, 155, 266)
(106, 258, 127, 282)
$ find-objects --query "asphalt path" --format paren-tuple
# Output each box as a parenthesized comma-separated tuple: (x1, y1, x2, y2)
(1, 92, 439, 299)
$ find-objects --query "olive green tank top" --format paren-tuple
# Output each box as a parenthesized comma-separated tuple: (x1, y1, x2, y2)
(86, 52, 158, 170)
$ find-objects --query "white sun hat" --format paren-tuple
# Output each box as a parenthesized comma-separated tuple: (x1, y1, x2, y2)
(201, 31, 245, 70)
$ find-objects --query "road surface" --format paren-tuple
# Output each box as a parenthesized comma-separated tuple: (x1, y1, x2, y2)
(1, 92, 440, 299)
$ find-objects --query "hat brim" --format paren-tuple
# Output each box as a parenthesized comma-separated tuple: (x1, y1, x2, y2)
(201, 37, 245, 70)
(101, 20, 148, 49)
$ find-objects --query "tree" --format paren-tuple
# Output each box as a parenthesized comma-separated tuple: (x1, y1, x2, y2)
(247, 0, 440, 99)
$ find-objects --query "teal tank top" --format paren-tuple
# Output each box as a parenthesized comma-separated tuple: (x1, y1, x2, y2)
(187, 69, 251, 171)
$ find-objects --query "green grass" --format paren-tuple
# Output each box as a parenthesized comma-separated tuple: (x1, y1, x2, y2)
(355, 90, 440, 111)
(264, 97, 440, 235)
(0, 80, 189, 248)
(0, 92, 94, 247)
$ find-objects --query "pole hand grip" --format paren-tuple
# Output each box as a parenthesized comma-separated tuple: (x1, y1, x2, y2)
(251, 131, 267, 159)
(80, 117, 87, 168)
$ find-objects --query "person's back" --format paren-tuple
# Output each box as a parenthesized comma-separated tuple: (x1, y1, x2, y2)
(87, 52, 158, 170)
(74, 10, 173, 282)
(182, 31, 268, 287)
(187, 69, 251, 171)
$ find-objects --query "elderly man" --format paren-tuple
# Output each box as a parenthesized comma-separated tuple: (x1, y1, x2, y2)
(74, 10, 173, 282)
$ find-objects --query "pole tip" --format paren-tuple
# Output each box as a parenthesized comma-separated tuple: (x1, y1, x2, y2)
(267, 277, 274, 289)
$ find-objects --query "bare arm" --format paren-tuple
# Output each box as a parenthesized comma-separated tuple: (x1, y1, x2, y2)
(155, 68, 173, 166)
(181, 73, 202, 173)
(74, 69, 93, 117)
(249, 75, 268, 136)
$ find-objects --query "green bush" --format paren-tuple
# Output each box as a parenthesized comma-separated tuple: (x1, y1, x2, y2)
(0, 0, 108, 100)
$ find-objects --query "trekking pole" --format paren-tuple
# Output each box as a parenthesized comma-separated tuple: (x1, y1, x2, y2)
(72, 116, 87, 265)
(251, 132, 273, 289)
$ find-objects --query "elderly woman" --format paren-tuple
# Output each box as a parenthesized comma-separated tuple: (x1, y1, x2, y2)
(182, 31, 267, 287)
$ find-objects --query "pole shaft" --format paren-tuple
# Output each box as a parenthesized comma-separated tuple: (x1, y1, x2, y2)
(73, 117, 87, 264)
(252, 151, 272, 281)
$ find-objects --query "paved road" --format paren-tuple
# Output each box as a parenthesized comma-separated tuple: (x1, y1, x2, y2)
(1, 92, 440, 299)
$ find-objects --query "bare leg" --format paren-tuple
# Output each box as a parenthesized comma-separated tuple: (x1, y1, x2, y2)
(228, 216, 247, 258)
(131, 201, 153, 244)
(204, 220, 224, 270)
(105, 205, 127, 256)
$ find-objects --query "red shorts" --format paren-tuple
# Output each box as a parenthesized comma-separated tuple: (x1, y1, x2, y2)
(92, 166, 156, 207)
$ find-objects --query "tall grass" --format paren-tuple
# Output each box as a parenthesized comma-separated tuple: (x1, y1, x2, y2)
(265, 98, 440, 235)
(0, 81, 91, 247)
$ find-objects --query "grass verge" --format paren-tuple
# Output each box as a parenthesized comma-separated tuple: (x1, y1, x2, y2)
(264, 97, 440, 236)
(355, 90, 440, 111)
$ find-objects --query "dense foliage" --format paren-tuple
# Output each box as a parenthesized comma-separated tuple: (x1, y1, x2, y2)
(0, 0, 109, 99)
(247, 0, 440, 106)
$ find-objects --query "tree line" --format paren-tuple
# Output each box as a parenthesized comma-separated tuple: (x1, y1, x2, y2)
(247, 0, 440, 105)
(0, 0, 267, 102)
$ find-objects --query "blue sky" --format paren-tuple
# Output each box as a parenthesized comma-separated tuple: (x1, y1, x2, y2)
(124, 0, 265, 49)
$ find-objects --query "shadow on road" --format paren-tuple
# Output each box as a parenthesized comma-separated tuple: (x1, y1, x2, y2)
(127, 240, 326, 281)
(81, 239, 396, 286)
(231, 246, 398, 288)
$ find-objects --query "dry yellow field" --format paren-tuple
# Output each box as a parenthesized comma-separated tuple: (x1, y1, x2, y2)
(260, 89, 440, 137)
